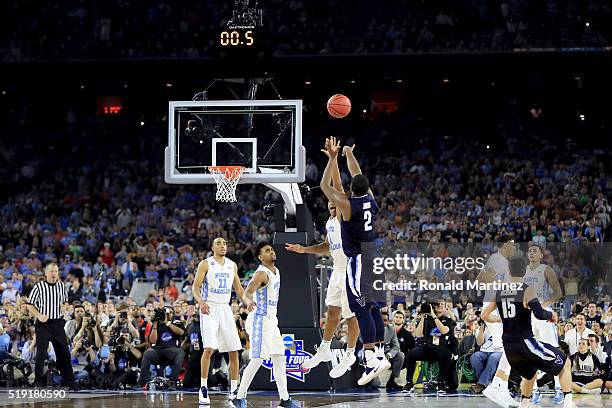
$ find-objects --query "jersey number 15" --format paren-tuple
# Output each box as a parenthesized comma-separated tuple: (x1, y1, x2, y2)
(501, 299, 516, 318)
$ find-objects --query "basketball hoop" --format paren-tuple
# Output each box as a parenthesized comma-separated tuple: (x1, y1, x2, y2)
(208, 166, 245, 202)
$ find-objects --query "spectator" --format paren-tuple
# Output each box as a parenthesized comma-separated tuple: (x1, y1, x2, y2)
(565, 314, 596, 355)
(570, 339, 604, 394)
(469, 313, 503, 394)
(380, 311, 404, 390)
(585, 302, 602, 330)
(392, 310, 415, 360)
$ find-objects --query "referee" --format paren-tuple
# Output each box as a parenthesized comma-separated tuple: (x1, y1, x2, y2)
(25, 263, 76, 388)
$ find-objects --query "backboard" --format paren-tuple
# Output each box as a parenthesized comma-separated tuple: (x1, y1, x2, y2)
(165, 100, 305, 184)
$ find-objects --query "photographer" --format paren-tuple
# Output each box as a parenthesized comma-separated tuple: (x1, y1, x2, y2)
(136, 307, 185, 388)
(70, 333, 98, 386)
(132, 307, 152, 351)
(64, 304, 85, 339)
(109, 304, 139, 340)
(469, 311, 503, 394)
(22, 326, 56, 364)
(105, 329, 142, 389)
(404, 300, 457, 392)
(181, 312, 203, 388)
(75, 312, 103, 350)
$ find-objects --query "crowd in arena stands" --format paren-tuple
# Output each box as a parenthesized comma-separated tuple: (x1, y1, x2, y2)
(0, 82, 611, 390)
(2, 0, 612, 61)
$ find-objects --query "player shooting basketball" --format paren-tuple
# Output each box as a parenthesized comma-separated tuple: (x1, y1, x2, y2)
(319, 136, 390, 386)
(285, 147, 360, 378)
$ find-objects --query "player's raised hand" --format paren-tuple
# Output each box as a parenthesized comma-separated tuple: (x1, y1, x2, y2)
(285, 243, 305, 253)
(320, 138, 331, 158)
(342, 144, 355, 156)
(549, 311, 558, 323)
(326, 136, 341, 159)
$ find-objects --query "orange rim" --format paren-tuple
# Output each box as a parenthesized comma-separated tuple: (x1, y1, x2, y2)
(208, 166, 245, 180)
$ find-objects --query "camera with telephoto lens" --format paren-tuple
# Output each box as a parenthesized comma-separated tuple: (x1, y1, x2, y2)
(85, 313, 96, 328)
(120, 311, 128, 319)
(420, 302, 433, 315)
(80, 338, 91, 352)
(152, 308, 166, 322)
(109, 334, 127, 353)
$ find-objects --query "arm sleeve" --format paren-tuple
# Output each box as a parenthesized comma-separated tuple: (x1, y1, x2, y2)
(528, 299, 553, 321)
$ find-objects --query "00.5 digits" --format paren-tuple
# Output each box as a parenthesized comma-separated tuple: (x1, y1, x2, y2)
(220, 30, 254, 46)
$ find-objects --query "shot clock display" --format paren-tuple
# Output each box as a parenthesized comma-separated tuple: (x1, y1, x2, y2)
(220, 29, 256, 47)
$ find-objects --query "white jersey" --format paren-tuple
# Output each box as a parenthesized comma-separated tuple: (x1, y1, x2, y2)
(254, 265, 280, 319)
(523, 263, 549, 303)
(485, 252, 510, 282)
(201, 256, 236, 304)
(326, 217, 347, 270)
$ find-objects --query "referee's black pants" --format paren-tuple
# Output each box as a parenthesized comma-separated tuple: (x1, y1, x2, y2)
(405, 344, 457, 389)
(35, 319, 75, 386)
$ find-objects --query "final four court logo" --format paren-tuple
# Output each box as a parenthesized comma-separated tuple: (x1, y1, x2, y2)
(262, 334, 313, 382)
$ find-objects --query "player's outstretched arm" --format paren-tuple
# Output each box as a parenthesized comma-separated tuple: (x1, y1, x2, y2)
(243, 270, 269, 312)
(481, 301, 501, 323)
(343, 144, 374, 198)
(231, 263, 245, 300)
(321, 136, 344, 193)
(285, 241, 329, 255)
(524, 286, 556, 322)
(193, 260, 210, 314)
(320, 137, 351, 217)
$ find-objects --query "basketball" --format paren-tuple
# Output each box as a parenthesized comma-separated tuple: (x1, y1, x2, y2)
(327, 94, 351, 118)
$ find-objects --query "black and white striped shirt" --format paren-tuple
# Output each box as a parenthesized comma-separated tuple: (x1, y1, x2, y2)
(27, 280, 68, 320)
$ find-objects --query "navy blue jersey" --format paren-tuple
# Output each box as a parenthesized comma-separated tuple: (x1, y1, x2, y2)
(340, 194, 378, 257)
(497, 285, 534, 343)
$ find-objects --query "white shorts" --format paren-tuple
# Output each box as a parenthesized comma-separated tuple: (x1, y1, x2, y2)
(200, 303, 242, 352)
(531, 313, 559, 347)
(245, 313, 284, 359)
(325, 265, 355, 319)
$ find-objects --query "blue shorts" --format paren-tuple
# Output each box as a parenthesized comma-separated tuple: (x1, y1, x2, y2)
(504, 337, 566, 379)
(345, 254, 385, 312)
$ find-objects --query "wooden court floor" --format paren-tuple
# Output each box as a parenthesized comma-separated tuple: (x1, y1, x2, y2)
(0, 389, 610, 407)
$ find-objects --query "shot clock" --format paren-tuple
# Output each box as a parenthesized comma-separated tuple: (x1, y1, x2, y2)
(219, 29, 256, 47)
(217, 1, 267, 59)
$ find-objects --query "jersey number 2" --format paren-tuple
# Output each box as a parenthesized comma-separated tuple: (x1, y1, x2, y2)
(501, 299, 516, 318)
(364, 210, 372, 231)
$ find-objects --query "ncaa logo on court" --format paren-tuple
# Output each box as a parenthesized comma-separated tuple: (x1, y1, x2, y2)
(262, 334, 313, 382)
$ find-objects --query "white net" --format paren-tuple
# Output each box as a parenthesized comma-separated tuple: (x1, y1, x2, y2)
(208, 166, 245, 202)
